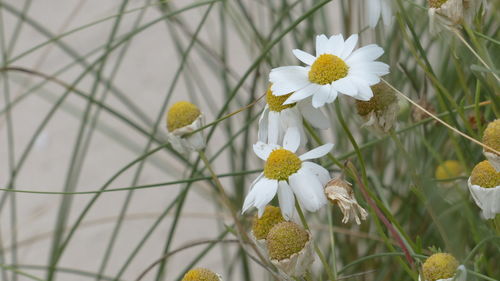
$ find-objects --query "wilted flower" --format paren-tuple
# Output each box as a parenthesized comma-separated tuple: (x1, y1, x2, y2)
(182, 268, 222, 281)
(355, 82, 399, 133)
(467, 160, 500, 219)
(269, 34, 389, 108)
(482, 119, 500, 171)
(258, 84, 329, 146)
(166, 101, 205, 154)
(266, 221, 314, 277)
(365, 0, 393, 28)
(324, 177, 368, 224)
(242, 127, 332, 220)
(420, 253, 466, 281)
(428, 0, 485, 34)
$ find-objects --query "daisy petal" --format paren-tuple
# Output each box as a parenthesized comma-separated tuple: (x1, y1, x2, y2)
(340, 34, 358, 59)
(312, 85, 331, 108)
(285, 83, 321, 104)
(332, 77, 358, 97)
(283, 127, 300, 153)
(298, 100, 330, 129)
(347, 44, 384, 64)
(270, 66, 309, 95)
(278, 181, 295, 220)
(253, 142, 278, 160)
(381, 0, 393, 26)
(253, 178, 279, 217)
(268, 111, 280, 144)
(362, 61, 390, 75)
(327, 86, 338, 103)
(299, 143, 334, 160)
(242, 174, 263, 213)
(293, 49, 316, 65)
(316, 34, 329, 56)
(348, 77, 374, 101)
(367, 0, 382, 28)
(329, 34, 345, 56)
(289, 169, 327, 212)
(257, 108, 269, 143)
(302, 162, 331, 185)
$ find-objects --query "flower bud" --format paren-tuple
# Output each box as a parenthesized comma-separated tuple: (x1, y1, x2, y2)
(166, 101, 206, 154)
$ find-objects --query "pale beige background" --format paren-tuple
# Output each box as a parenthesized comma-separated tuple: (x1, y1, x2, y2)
(0, 1, 356, 280)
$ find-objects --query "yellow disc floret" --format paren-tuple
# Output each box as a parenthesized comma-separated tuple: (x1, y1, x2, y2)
(267, 222, 309, 261)
(182, 268, 220, 281)
(428, 0, 448, 8)
(435, 160, 464, 180)
(264, 149, 302, 181)
(422, 253, 459, 281)
(252, 205, 285, 240)
(483, 119, 500, 153)
(167, 101, 201, 132)
(308, 54, 348, 85)
(470, 160, 500, 188)
(266, 86, 295, 112)
(355, 83, 397, 116)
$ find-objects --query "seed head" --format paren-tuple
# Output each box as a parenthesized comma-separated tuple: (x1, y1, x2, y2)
(470, 160, 500, 188)
(267, 222, 309, 261)
(422, 253, 459, 281)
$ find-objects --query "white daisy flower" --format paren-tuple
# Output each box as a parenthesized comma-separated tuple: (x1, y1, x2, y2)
(467, 160, 500, 219)
(366, 0, 393, 28)
(242, 127, 333, 220)
(269, 34, 390, 108)
(258, 84, 329, 146)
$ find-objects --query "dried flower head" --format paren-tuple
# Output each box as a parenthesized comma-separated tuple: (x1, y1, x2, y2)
(355, 82, 399, 133)
(252, 205, 285, 240)
(324, 178, 368, 224)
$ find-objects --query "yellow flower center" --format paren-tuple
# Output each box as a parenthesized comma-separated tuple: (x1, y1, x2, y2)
(470, 160, 500, 188)
(355, 83, 397, 116)
(435, 160, 464, 180)
(264, 149, 302, 181)
(422, 253, 459, 281)
(428, 0, 448, 8)
(182, 268, 219, 281)
(167, 101, 201, 132)
(252, 205, 285, 240)
(308, 54, 348, 85)
(266, 86, 295, 112)
(267, 222, 309, 261)
(483, 119, 500, 153)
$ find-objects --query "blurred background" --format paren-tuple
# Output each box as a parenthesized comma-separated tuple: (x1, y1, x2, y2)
(0, 0, 498, 281)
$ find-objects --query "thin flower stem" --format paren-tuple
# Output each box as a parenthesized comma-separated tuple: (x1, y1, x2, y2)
(197, 150, 279, 278)
(295, 201, 336, 281)
(383, 79, 500, 156)
(452, 28, 500, 83)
